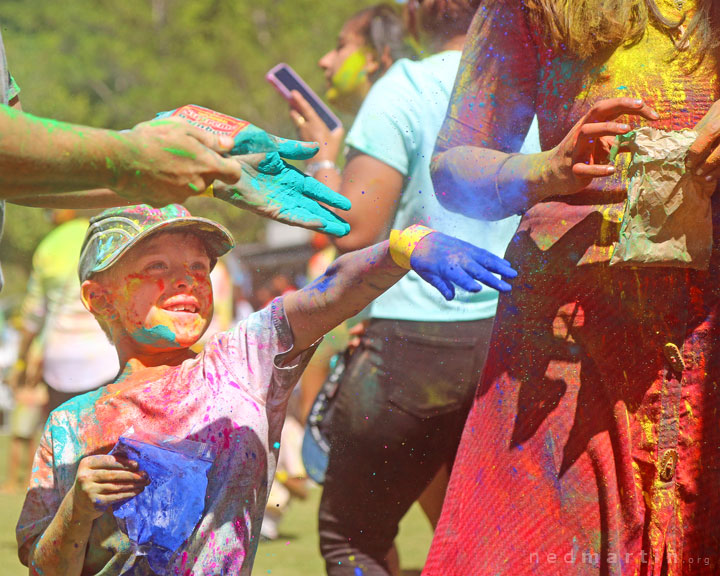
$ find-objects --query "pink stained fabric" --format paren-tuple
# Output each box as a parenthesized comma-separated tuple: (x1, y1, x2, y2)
(16, 298, 317, 575)
(423, 1, 720, 575)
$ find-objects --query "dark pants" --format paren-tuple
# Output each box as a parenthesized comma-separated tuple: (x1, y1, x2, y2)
(318, 317, 495, 575)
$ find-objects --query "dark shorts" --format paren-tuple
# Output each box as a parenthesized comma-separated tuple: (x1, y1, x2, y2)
(318, 316, 495, 576)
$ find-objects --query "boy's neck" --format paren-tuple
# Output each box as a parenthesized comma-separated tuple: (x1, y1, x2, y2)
(117, 345, 196, 374)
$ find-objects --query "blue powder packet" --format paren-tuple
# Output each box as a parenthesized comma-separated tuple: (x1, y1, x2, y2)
(110, 433, 215, 574)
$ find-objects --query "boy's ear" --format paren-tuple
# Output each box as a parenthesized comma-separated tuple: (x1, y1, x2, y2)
(81, 279, 114, 318)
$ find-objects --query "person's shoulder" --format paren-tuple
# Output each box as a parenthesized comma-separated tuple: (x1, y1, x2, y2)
(377, 53, 461, 99)
(49, 386, 106, 424)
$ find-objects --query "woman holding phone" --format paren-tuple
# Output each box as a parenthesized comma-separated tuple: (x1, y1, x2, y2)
(291, 1, 539, 575)
(288, 3, 409, 190)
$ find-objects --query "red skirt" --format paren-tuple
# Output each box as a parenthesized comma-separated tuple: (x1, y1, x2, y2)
(423, 215, 720, 576)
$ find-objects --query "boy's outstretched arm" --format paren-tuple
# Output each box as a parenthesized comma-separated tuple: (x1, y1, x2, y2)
(283, 225, 517, 356)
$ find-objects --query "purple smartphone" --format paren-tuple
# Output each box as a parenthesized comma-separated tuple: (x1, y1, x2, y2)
(266, 63, 342, 132)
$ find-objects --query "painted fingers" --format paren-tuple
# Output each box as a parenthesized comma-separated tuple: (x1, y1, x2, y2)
(556, 98, 658, 194)
(409, 232, 518, 301)
(688, 100, 720, 182)
(72, 454, 150, 521)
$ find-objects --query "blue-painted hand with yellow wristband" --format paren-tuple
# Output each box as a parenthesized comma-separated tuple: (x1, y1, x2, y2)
(389, 224, 518, 300)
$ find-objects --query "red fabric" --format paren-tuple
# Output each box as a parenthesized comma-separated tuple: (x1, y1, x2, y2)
(424, 2, 720, 575)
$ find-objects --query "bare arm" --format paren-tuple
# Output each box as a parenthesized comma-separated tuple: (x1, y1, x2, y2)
(431, 3, 661, 221)
(10, 189, 131, 209)
(332, 151, 403, 253)
(284, 241, 404, 354)
(284, 228, 519, 355)
(287, 92, 404, 251)
(0, 105, 243, 205)
(27, 490, 94, 576)
(27, 455, 148, 576)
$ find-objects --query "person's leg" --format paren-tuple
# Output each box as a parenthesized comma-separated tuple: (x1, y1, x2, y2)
(319, 318, 494, 576)
(417, 464, 450, 530)
(319, 320, 449, 576)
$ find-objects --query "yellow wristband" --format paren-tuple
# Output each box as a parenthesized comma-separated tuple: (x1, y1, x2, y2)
(389, 224, 435, 269)
(200, 184, 214, 198)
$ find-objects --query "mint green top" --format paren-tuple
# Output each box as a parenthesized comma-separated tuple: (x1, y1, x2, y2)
(345, 51, 540, 321)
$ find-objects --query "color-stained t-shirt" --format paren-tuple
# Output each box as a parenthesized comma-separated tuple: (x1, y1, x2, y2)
(345, 51, 540, 322)
(17, 298, 317, 575)
(21, 219, 119, 392)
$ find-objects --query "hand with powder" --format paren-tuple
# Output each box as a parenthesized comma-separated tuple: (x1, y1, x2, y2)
(688, 99, 720, 182)
(213, 152, 351, 237)
(117, 117, 244, 206)
(155, 107, 320, 159)
(409, 232, 518, 301)
(71, 454, 150, 521)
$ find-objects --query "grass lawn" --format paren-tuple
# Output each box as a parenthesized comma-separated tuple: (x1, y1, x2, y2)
(0, 435, 433, 575)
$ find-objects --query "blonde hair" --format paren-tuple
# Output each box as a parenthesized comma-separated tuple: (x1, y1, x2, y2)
(524, 0, 720, 62)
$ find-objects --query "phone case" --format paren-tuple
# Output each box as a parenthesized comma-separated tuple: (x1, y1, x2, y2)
(266, 63, 342, 131)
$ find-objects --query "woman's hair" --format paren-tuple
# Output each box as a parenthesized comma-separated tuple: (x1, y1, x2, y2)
(349, 4, 412, 62)
(419, 0, 483, 39)
(525, 0, 720, 62)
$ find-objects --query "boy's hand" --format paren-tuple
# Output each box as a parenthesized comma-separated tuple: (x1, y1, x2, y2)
(410, 232, 518, 301)
(213, 152, 351, 237)
(72, 455, 149, 521)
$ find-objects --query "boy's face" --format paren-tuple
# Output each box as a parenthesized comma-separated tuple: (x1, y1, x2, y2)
(100, 232, 214, 351)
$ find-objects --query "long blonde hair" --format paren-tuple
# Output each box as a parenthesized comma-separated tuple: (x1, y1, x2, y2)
(524, 0, 720, 61)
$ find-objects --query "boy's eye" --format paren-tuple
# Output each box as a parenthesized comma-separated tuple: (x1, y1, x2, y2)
(190, 262, 210, 273)
(145, 262, 168, 272)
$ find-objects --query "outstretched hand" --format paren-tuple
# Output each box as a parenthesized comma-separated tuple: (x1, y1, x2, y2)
(409, 232, 517, 300)
(155, 107, 320, 159)
(549, 97, 659, 195)
(214, 152, 351, 237)
(118, 117, 244, 206)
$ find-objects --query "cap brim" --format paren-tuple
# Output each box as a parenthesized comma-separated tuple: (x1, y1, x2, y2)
(89, 216, 235, 277)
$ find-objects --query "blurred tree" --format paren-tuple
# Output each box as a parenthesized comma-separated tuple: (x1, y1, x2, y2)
(0, 0, 388, 304)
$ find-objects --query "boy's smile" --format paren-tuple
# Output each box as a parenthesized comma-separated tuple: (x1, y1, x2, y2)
(99, 231, 214, 356)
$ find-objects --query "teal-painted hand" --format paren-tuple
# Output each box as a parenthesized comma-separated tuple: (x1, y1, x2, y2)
(214, 152, 351, 237)
(156, 107, 319, 159)
(155, 106, 350, 235)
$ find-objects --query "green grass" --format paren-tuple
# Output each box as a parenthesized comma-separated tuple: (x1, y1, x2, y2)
(0, 435, 433, 575)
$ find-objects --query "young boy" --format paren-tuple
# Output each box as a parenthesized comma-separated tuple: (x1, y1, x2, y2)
(15, 204, 515, 575)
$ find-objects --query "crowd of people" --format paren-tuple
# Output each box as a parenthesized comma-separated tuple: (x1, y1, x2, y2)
(0, 0, 719, 575)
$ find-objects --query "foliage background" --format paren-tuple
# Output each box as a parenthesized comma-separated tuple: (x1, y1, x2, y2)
(0, 0, 384, 303)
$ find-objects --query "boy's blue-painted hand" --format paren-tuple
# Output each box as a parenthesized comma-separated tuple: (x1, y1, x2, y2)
(214, 152, 351, 237)
(410, 232, 518, 301)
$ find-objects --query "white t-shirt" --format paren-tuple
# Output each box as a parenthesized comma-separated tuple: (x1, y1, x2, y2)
(346, 51, 540, 322)
(17, 299, 316, 575)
